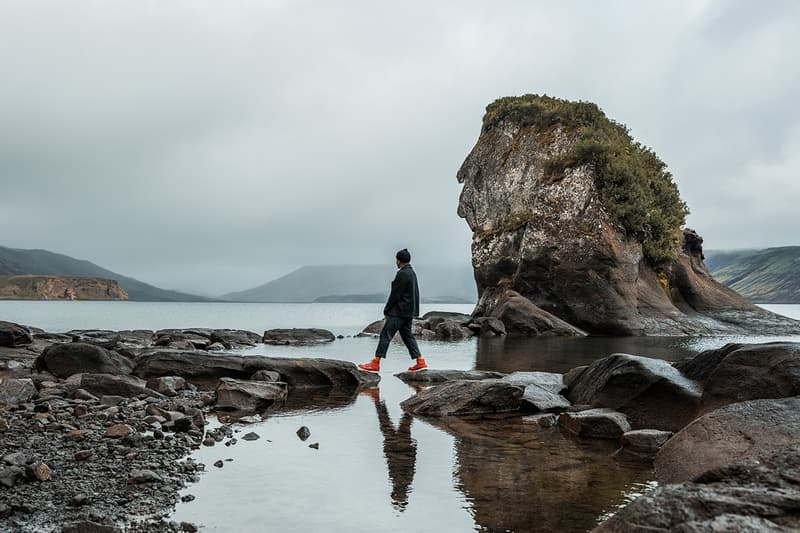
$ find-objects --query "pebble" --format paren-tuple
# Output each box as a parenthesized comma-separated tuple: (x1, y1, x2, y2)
(213, 460, 224, 468)
(309, 442, 320, 450)
(296, 426, 311, 441)
(242, 432, 260, 441)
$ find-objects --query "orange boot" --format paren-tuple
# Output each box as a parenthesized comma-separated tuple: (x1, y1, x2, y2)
(358, 357, 381, 373)
(407, 357, 428, 372)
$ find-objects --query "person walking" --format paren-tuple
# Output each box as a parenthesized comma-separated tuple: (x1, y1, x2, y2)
(358, 249, 427, 373)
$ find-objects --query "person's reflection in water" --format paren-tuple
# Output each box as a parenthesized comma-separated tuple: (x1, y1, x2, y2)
(362, 387, 417, 511)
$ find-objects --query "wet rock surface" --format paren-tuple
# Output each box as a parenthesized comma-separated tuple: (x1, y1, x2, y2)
(675, 342, 800, 413)
(655, 396, 800, 484)
(394, 369, 505, 384)
(262, 328, 336, 345)
(596, 446, 800, 532)
(566, 353, 702, 431)
(401, 380, 526, 416)
(214, 378, 288, 411)
(36, 343, 134, 378)
(0, 321, 33, 348)
(558, 408, 631, 439)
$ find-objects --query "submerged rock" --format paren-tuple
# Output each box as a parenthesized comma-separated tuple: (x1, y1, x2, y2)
(566, 353, 701, 431)
(655, 397, 800, 484)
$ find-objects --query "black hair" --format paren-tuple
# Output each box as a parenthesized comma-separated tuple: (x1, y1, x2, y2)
(396, 248, 411, 263)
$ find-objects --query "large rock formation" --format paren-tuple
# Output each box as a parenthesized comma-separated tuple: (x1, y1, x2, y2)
(0, 275, 128, 300)
(457, 94, 800, 336)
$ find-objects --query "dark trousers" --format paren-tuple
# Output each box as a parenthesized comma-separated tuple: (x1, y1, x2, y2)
(375, 316, 421, 359)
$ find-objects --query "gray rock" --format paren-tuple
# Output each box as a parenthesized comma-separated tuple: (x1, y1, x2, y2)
(65, 373, 164, 399)
(558, 408, 631, 439)
(675, 342, 800, 413)
(241, 432, 260, 441)
(0, 466, 25, 487)
(35, 342, 134, 378)
(401, 380, 525, 416)
(618, 429, 673, 459)
(491, 290, 588, 337)
(296, 426, 310, 441)
(655, 397, 800, 484)
(595, 446, 800, 532)
(127, 469, 163, 484)
(566, 353, 702, 431)
(250, 370, 281, 382)
(146, 376, 187, 397)
(215, 378, 287, 411)
(262, 328, 335, 345)
(0, 378, 37, 404)
(394, 369, 505, 384)
(0, 321, 33, 347)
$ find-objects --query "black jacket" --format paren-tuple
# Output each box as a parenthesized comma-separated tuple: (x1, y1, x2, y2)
(384, 264, 420, 318)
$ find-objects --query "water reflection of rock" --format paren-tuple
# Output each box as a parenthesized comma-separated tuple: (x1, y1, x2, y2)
(427, 414, 653, 532)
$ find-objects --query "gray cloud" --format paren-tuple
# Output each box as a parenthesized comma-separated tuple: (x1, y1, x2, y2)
(1, 0, 798, 294)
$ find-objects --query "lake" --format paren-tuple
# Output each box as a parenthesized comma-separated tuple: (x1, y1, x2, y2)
(2, 301, 799, 532)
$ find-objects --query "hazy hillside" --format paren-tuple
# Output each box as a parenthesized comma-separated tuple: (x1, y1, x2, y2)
(0, 246, 211, 302)
(223, 264, 477, 303)
(706, 247, 800, 303)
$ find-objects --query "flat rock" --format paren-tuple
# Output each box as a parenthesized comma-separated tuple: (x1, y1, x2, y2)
(262, 328, 335, 345)
(35, 342, 134, 378)
(618, 429, 672, 459)
(133, 352, 379, 389)
(127, 469, 163, 484)
(0, 378, 37, 405)
(215, 378, 288, 411)
(65, 373, 164, 399)
(595, 446, 800, 532)
(395, 369, 505, 384)
(675, 342, 800, 413)
(146, 376, 187, 397)
(566, 353, 702, 431)
(0, 321, 33, 347)
(558, 408, 631, 439)
(401, 380, 525, 416)
(655, 397, 800, 484)
(104, 424, 134, 438)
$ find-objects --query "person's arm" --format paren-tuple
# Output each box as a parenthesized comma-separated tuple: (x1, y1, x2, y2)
(413, 274, 420, 318)
(383, 270, 408, 316)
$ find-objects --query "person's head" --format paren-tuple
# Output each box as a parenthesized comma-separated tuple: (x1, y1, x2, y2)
(395, 248, 411, 268)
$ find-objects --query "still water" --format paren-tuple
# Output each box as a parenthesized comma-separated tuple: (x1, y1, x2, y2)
(2, 302, 799, 532)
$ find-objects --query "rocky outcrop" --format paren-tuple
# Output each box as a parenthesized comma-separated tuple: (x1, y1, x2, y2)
(457, 94, 800, 336)
(262, 328, 335, 345)
(675, 342, 800, 413)
(654, 397, 800, 484)
(596, 446, 800, 532)
(36, 342, 134, 378)
(566, 353, 701, 431)
(0, 275, 128, 300)
(64, 373, 163, 399)
(133, 351, 379, 389)
(488, 290, 586, 337)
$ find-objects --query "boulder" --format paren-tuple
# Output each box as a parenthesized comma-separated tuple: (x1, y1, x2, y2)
(155, 332, 211, 350)
(617, 429, 672, 459)
(595, 446, 800, 532)
(558, 409, 631, 439)
(492, 290, 587, 337)
(0, 378, 37, 404)
(566, 353, 702, 431)
(0, 321, 33, 347)
(215, 378, 288, 411)
(209, 329, 261, 348)
(502, 371, 570, 412)
(655, 397, 800, 484)
(401, 380, 525, 416)
(262, 328, 335, 345)
(134, 351, 379, 389)
(35, 342, 134, 378)
(145, 376, 187, 397)
(675, 342, 800, 413)
(395, 369, 505, 384)
(250, 370, 281, 382)
(467, 316, 507, 337)
(65, 373, 164, 399)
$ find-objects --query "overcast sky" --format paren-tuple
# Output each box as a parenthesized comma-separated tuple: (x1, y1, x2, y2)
(1, 0, 798, 295)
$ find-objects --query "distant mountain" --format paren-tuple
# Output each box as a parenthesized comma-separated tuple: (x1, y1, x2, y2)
(0, 245, 212, 302)
(706, 247, 800, 304)
(223, 264, 477, 303)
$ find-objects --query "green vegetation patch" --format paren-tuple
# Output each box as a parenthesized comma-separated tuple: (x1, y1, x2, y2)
(483, 94, 689, 265)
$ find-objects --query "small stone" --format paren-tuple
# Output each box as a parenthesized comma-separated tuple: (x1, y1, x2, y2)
(180, 522, 198, 533)
(74, 450, 93, 461)
(181, 494, 195, 503)
(0, 418, 8, 432)
(30, 462, 51, 481)
(213, 460, 224, 468)
(70, 388, 98, 401)
(0, 466, 24, 487)
(104, 424, 133, 438)
(296, 426, 311, 441)
(173, 417, 192, 433)
(69, 493, 90, 507)
(202, 437, 215, 447)
(153, 429, 164, 439)
(127, 469, 163, 484)
(73, 405, 90, 418)
(64, 429, 86, 442)
(224, 439, 237, 447)
(309, 442, 319, 450)
(100, 395, 126, 406)
(3, 451, 29, 466)
(241, 432, 260, 441)
(33, 402, 51, 413)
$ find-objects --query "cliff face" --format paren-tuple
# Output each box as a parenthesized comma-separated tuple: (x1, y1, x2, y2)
(457, 95, 800, 335)
(0, 275, 128, 300)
